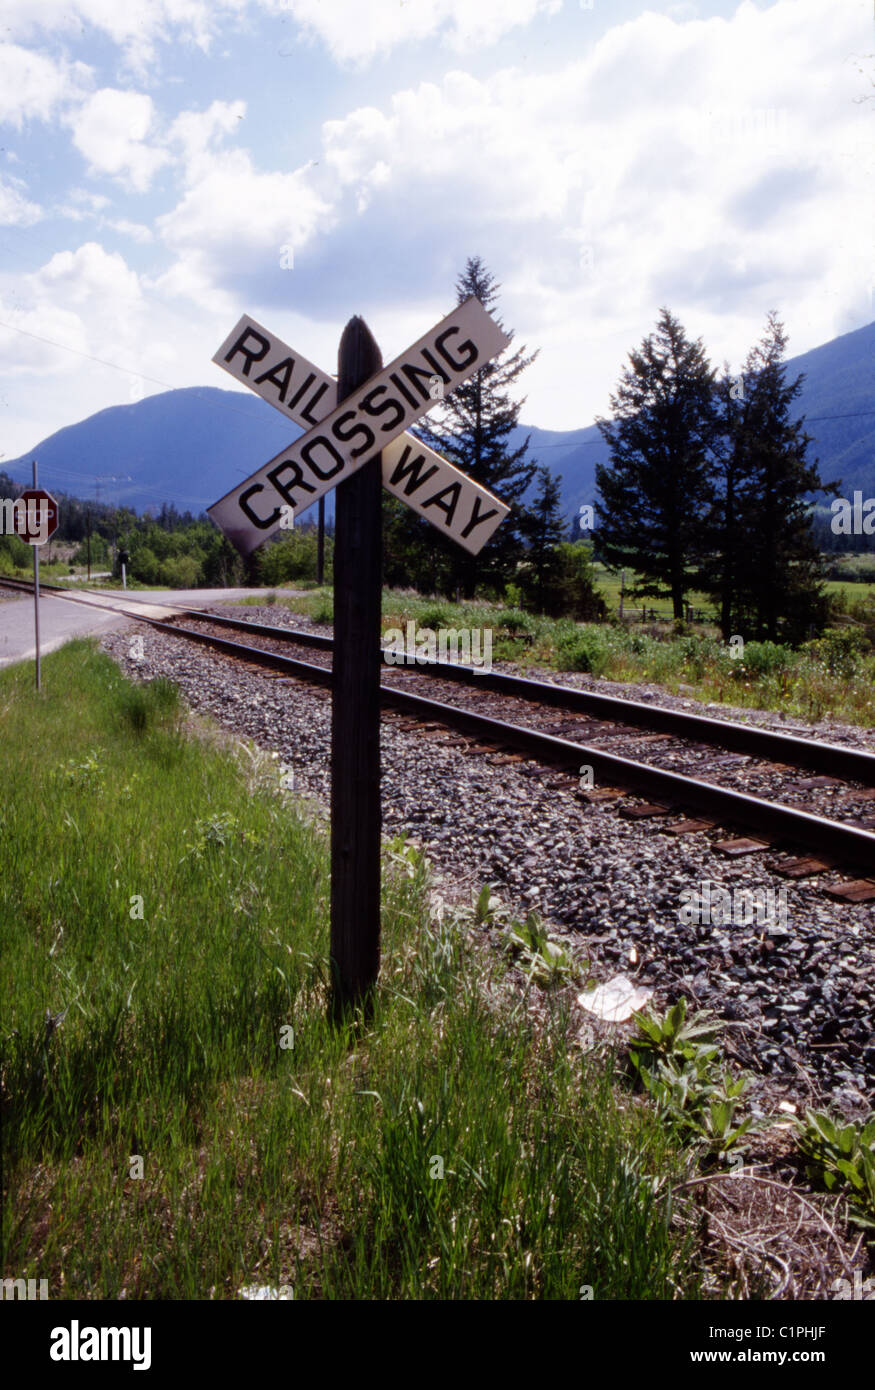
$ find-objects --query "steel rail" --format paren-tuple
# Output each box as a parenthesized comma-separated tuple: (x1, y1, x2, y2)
(6, 575, 875, 791)
(133, 614, 875, 873)
(165, 609, 875, 787)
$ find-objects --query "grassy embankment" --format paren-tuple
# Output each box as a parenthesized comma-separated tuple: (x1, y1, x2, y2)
(243, 583, 875, 728)
(1, 640, 707, 1299)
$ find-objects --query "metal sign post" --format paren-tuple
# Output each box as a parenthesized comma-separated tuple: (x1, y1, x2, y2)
(14, 466, 58, 692)
(32, 461, 40, 693)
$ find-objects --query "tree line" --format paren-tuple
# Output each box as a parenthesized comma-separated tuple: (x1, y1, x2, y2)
(593, 307, 837, 644)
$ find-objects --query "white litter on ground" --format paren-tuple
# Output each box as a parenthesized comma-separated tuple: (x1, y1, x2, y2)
(577, 974, 654, 1023)
(238, 1284, 294, 1300)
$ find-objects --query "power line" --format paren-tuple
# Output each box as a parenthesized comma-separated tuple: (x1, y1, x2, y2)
(804, 410, 875, 422)
(0, 318, 295, 433)
(3, 460, 211, 508)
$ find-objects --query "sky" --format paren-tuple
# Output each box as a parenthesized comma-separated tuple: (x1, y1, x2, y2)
(1, 0, 873, 492)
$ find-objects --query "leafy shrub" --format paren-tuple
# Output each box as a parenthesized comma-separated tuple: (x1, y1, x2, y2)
(518, 541, 604, 619)
(160, 553, 202, 589)
(629, 1000, 755, 1158)
(495, 608, 530, 633)
(417, 603, 450, 628)
(504, 583, 523, 608)
(736, 640, 794, 680)
(0, 532, 31, 572)
(556, 627, 613, 676)
(675, 634, 721, 681)
(309, 597, 334, 625)
(72, 535, 111, 567)
(795, 1110, 875, 1239)
(802, 627, 871, 677)
(131, 546, 160, 586)
(257, 530, 332, 586)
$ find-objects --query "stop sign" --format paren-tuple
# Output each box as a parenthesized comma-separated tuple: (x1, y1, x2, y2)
(14, 488, 59, 545)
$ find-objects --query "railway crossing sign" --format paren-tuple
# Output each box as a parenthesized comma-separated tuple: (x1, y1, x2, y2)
(207, 300, 514, 1018)
(208, 297, 511, 556)
(14, 488, 58, 545)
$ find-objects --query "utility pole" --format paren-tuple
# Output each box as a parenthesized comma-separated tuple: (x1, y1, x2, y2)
(92, 475, 131, 582)
(32, 461, 41, 692)
(317, 496, 325, 586)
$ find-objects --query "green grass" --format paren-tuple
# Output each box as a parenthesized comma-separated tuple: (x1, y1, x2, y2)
(1, 640, 708, 1299)
(590, 564, 713, 620)
(824, 577, 875, 608)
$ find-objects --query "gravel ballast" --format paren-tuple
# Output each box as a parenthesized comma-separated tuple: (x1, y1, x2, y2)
(100, 612, 875, 1117)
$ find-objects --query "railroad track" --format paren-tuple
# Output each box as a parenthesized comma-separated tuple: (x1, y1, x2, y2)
(4, 576, 875, 880)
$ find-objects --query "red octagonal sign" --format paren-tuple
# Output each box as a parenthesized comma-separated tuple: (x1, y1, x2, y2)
(14, 488, 59, 545)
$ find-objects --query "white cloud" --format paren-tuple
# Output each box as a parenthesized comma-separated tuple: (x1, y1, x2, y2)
(0, 239, 226, 458)
(0, 300, 90, 379)
(287, 0, 873, 423)
(268, 0, 562, 66)
(35, 242, 143, 309)
(68, 89, 170, 192)
(0, 42, 91, 127)
(2, 0, 560, 69)
(168, 99, 247, 179)
(155, 148, 332, 309)
(0, 244, 142, 385)
(56, 190, 113, 221)
(104, 219, 155, 243)
(2, 0, 872, 456)
(1, 1, 247, 74)
(0, 175, 42, 226)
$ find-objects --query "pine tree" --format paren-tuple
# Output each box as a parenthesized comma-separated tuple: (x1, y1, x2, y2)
(699, 364, 760, 640)
(414, 256, 538, 597)
(518, 465, 567, 610)
(711, 313, 833, 643)
(594, 308, 719, 620)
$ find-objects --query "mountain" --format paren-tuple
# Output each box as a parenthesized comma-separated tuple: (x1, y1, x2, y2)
(5, 320, 873, 524)
(3, 386, 304, 518)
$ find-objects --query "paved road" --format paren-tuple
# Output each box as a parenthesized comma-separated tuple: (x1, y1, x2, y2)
(0, 587, 275, 668)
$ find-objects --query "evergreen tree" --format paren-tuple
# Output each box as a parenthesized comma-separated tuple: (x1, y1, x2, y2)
(546, 541, 605, 620)
(707, 313, 833, 642)
(518, 465, 567, 610)
(699, 364, 759, 640)
(594, 308, 719, 621)
(413, 255, 538, 597)
(382, 493, 454, 594)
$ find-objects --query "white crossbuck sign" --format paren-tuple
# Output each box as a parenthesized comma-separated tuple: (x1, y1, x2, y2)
(208, 297, 511, 555)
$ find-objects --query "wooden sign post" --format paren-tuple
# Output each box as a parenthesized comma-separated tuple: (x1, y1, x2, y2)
(208, 298, 512, 1017)
(331, 318, 383, 1015)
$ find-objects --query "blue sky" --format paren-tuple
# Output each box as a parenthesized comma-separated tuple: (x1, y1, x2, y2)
(1, 0, 872, 489)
